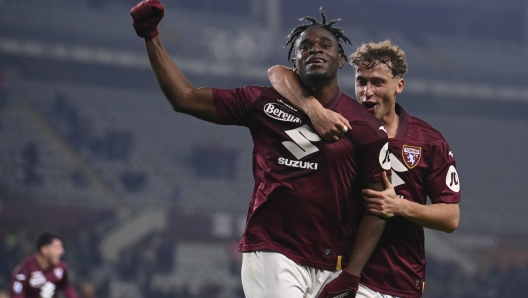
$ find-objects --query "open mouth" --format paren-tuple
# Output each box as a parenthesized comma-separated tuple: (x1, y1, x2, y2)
(362, 102, 377, 110)
(307, 57, 326, 65)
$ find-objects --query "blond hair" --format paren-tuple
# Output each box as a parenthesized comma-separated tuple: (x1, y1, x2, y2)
(349, 40, 408, 78)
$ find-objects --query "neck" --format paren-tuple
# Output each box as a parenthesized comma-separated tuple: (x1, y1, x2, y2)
(381, 107, 399, 138)
(302, 77, 339, 106)
(36, 254, 51, 270)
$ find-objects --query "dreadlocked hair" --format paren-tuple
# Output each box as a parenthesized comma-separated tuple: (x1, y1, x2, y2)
(350, 40, 408, 78)
(285, 7, 352, 62)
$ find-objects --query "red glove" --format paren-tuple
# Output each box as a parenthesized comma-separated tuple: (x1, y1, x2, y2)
(318, 270, 360, 298)
(130, 0, 165, 39)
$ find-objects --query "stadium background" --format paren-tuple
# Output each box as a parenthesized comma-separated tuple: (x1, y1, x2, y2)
(0, 0, 527, 297)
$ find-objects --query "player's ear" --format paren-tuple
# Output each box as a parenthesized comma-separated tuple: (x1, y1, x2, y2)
(338, 53, 344, 69)
(292, 58, 298, 72)
(396, 78, 404, 94)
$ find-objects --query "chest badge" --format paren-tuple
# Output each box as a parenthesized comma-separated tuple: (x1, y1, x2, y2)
(402, 145, 422, 169)
(54, 268, 64, 280)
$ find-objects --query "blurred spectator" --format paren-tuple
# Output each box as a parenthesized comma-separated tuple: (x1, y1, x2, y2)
(0, 289, 9, 298)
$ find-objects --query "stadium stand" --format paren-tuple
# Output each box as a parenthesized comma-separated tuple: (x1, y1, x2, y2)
(1, 0, 527, 297)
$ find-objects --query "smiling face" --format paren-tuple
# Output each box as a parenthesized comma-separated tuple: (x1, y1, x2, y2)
(292, 26, 344, 85)
(355, 61, 404, 122)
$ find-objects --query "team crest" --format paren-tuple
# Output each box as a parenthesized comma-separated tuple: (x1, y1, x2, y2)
(54, 268, 63, 279)
(402, 145, 422, 169)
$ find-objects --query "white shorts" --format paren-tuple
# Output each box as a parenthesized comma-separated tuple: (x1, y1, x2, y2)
(357, 283, 399, 298)
(241, 251, 341, 298)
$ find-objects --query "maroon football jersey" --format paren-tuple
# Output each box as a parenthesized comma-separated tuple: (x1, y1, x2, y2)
(359, 105, 461, 297)
(213, 86, 390, 270)
(10, 254, 77, 298)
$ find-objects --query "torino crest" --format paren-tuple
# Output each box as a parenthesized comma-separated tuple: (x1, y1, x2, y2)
(402, 145, 422, 169)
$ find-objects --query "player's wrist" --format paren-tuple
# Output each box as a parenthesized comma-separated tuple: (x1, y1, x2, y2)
(305, 98, 324, 118)
(342, 268, 360, 277)
(397, 196, 414, 217)
(342, 266, 361, 278)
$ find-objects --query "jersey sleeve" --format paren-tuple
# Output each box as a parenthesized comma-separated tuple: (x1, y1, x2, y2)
(10, 266, 28, 298)
(212, 86, 263, 126)
(426, 139, 461, 204)
(353, 121, 391, 183)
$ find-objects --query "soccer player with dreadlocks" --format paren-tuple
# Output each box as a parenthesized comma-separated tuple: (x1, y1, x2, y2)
(130, 1, 390, 297)
(270, 40, 462, 297)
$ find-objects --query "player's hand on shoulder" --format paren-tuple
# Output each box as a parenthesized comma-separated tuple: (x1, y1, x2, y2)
(130, 0, 165, 39)
(317, 269, 359, 298)
(310, 107, 351, 142)
(362, 172, 400, 218)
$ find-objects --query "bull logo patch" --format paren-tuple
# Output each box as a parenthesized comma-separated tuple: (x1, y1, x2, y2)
(54, 268, 63, 279)
(402, 145, 422, 169)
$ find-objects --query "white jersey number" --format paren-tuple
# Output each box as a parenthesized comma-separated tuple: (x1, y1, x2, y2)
(282, 125, 322, 160)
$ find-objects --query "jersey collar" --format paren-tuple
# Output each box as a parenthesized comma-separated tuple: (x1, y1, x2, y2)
(322, 88, 343, 110)
(395, 103, 410, 139)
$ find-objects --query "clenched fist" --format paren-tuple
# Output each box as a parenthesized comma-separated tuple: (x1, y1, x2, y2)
(130, 0, 165, 39)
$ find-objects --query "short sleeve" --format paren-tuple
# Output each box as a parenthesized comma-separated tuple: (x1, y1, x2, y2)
(426, 140, 461, 204)
(10, 267, 28, 298)
(212, 86, 264, 126)
(353, 121, 391, 183)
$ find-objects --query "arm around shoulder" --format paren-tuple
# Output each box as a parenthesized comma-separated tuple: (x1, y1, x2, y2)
(268, 65, 317, 113)
(268, 65, 351, 141)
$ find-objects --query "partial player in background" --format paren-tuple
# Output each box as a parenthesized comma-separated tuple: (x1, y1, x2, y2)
(269, 40, 461, 298)
(10, 232, 78, 298)
(130, 1, 390, 297)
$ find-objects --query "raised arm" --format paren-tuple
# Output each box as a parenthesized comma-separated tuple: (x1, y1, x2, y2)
(131, 0, 218, 123)
(268, 65, 351, 141)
